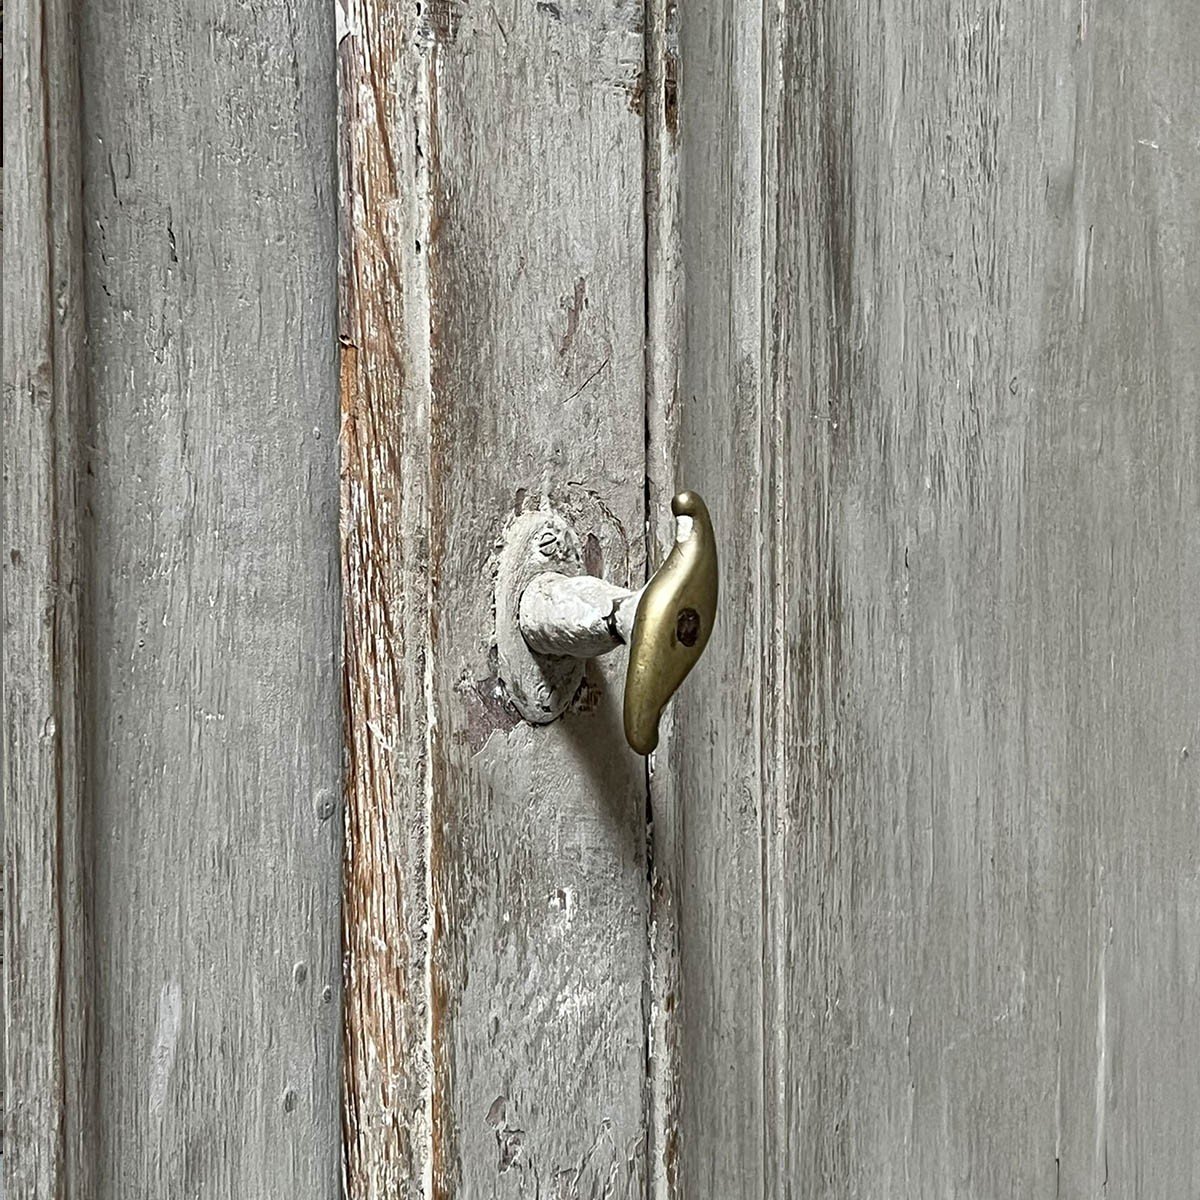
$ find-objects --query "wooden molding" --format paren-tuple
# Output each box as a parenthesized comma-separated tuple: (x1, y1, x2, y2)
(2, 0, 91, 1193)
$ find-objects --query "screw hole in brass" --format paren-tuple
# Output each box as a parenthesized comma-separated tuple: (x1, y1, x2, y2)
(675, 608, 701, 647)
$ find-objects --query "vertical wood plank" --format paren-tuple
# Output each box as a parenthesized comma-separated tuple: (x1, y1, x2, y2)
(73, 0, 343, 1193)
(653, 0, 769, 1194)
(1, 32, 5, 1162)
(674, 0, 1200, 1194)
(339, 1, 435, 1194)
(341, 1, 652, 1193)
(765, 2, 1200, 1191)
(2, 0, 90, 1194)
(642, 0, 684, 1195)
(426, 2, 649, 1190)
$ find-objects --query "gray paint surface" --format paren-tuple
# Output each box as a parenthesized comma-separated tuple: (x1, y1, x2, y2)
(4, 0, 90, 1193)
(6, 0, 343, 1194)
(669, 0, 1200, 1196)
(425, 0, 650, 1177)
(79, 0, 343, 1191)
(656, 0, 770, 1193)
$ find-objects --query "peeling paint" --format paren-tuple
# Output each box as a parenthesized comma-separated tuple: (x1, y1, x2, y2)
(148, 980, 182, 1117)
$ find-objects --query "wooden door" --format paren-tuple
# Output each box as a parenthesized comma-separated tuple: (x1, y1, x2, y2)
(7, 0, 1200, 1196)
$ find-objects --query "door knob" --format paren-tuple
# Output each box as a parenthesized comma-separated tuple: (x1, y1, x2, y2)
(495, 492, 718, 753)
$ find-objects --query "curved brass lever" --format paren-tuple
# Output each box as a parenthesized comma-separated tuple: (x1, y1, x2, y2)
(624, 491, 718, 753)
(497, 491, 718, 754)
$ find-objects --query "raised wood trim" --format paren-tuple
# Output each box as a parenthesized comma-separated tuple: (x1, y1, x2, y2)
(643, 0, 685, 1195)
(2, 0, 91, 1193)
(337, 1, 436, 1192)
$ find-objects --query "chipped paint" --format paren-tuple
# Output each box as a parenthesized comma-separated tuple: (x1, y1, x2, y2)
(148, 981, 182, 1116)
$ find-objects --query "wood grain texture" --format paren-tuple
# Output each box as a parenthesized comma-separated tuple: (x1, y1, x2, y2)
(70, 0, 341, 1193)
(340, 0, 651, 1193)
(642, 2, 685, 1194)
(339, 1, 435, 1194)
(655, 0, 769, 1195)
(1, 6, 5, 1163)
(672, 0, 1200, 1194)
(3, 0, 90, 1193)
(426, 0, 652, 1179)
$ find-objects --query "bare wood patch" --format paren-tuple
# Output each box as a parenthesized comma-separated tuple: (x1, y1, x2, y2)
(339, 2, 435, 1194)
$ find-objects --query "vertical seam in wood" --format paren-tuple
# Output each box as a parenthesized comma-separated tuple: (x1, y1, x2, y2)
(644, 0, 691, 1191)
(4, 0, 89, 1192)
(757, 1, 780, 1195)
(423, 35, 446, 1200)
(418, 45, 436, 1200)
(640, 3, 657, 1190)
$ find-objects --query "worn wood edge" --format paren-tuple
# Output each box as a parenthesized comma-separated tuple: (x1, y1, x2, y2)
(665, 0, 771, 1192)
(2, 0, 91, 1194)
(338, 2, 435, 1195)
(758, 1, 786, 1187)
(1, 8, 5, 1159)
(758, 4, 843, 1189)
(644, 1, 684, 1196)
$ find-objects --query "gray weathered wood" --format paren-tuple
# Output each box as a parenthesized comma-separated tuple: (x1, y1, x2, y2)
(79, 0, 343, 1187)
(5, 0, 343, 1193)
(3, 0, 90, 1193)
(425, 0, 651, 1161)
(648, 0, 769, 1195)
(1, 6, 5, 1162)
(642, 3, 685, 1194)
(670, 0, 1200, 1194)
(340, 0, 651, 1193)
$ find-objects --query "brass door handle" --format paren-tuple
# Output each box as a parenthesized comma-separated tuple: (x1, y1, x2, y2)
(495, 491, 718, 754)
(623, 492, 718, 752)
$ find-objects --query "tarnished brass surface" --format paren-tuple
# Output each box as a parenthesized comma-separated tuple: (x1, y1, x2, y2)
(624, 491, 719, 754)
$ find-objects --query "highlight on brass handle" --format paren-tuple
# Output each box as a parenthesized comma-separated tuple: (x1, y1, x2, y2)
(494, 490, 719, 754)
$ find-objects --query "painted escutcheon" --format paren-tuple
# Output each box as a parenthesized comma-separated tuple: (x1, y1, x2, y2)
(495, 509, 586, 724)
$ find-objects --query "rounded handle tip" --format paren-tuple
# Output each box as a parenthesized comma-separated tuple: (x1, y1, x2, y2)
(671, 490, 704, 518)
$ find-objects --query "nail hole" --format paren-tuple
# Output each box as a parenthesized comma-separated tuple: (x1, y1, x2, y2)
(675, 608, 700, 647)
